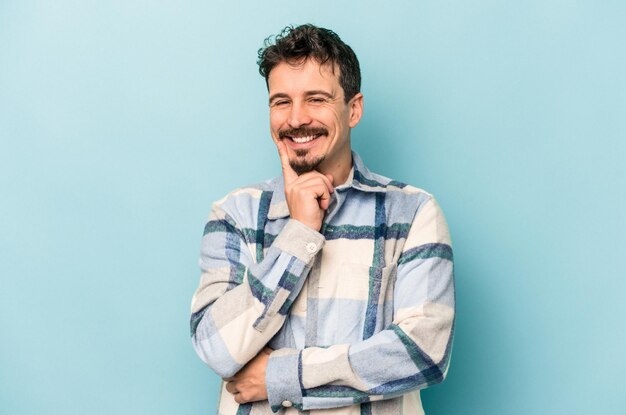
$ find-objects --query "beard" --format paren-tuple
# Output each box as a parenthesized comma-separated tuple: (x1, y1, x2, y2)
(289, 150, 326, 175)
(279, 126, 329, 175)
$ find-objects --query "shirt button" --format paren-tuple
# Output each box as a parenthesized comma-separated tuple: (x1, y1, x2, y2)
(305, 242, 317, 253)
(282, 400, 293, 407)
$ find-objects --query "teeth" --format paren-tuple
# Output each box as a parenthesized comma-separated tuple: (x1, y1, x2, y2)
(291, 135, 318, 144)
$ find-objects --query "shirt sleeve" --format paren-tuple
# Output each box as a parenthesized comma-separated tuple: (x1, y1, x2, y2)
(264, 197, 455, 412)
(190, 198, 325, 379)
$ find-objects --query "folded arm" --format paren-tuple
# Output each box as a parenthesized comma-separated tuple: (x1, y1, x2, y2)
(190, 198, 324, 378)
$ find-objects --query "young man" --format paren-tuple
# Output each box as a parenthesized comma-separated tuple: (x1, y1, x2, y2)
(191, 24, 455, 415)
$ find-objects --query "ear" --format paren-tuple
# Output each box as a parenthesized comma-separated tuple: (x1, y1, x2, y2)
(348, 92, 364, 128)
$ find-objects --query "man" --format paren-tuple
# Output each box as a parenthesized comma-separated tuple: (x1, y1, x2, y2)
(190, 24, 455, 415)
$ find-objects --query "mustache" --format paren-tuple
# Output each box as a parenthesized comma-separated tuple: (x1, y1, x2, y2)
(278, 127, 328, 139)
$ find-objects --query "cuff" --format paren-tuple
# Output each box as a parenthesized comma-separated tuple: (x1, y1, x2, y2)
(266, 348, 303, 412)
(273, 219, 325, 264)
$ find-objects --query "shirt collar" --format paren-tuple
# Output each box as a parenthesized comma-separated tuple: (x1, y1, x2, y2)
(267, 151, 388, 220)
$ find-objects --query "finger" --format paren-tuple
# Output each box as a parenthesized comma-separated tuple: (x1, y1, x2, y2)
(263, 347, 273, 354)
(225, 381, 238, 395)
(296, 181, 331, 200)
(297, 171, 334, 193)
(318, 189, 332, 210)
(299, 182, 332, 210)
(317, 172, 334, 193)
(275, 140, 299, 184)
(234, 391, 251, 404)
(325, 174, 335, 191)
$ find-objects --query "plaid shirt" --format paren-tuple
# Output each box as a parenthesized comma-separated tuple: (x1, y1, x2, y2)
(191, 152, 455, 415)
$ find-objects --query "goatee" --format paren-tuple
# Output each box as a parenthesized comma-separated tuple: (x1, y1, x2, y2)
(278, 126, 329, 175)
(290, 150, 326, 175)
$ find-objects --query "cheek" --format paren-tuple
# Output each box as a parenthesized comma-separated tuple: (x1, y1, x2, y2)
(270, 107, 290, 120)
(328, 108, 346, 126)
(269, 114, 283, 133)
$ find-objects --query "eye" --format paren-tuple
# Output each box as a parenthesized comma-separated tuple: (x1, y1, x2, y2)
(272, 100, 289, 107)
(309, 97, 325, 104)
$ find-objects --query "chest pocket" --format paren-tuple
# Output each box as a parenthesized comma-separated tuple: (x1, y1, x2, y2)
(316, 262, 397, 345)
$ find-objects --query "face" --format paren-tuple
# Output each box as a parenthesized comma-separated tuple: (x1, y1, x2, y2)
(268, 59, 363, 176)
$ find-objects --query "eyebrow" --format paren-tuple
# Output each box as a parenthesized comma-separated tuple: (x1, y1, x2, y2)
(269, 90, 335, 104)
(305, 90, 334, 99)
(268, 93, 290, 104)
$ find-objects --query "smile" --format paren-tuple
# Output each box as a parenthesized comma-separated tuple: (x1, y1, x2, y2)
(289, 134, 322, 144)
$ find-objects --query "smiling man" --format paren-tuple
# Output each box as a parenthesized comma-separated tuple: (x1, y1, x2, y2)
(190, 24, 455, 415)
(269, 57, 358, 183)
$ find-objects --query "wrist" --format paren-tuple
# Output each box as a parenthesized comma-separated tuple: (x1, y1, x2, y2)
(291, 215, 321, 231)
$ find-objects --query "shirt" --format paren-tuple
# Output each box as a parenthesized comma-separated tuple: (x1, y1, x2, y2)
(190, 152, 455, 415)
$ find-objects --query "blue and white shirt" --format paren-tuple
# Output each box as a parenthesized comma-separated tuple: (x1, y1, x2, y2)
(191, 152, 455, 415)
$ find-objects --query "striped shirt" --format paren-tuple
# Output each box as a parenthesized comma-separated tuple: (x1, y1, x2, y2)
(191, 152, 455, 415)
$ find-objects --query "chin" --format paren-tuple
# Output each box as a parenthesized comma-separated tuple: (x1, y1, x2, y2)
(289, 153, 326, 175)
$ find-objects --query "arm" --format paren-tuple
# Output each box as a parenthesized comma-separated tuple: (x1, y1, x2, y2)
(190, 197, 324, 378)
(264, 196, 455, 412)
(192, 140, 334, 382)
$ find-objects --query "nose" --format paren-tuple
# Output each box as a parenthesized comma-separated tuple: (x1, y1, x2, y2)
(287, 101, 312, 128)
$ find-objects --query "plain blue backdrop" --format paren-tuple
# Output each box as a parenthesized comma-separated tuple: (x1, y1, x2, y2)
(1, 1, 624, 414)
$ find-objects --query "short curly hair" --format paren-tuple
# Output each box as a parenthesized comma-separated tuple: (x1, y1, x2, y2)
(257, 24, 361, 103)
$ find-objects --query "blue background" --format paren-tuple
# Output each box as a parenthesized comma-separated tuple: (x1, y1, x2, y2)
(1, 1, 624, 413)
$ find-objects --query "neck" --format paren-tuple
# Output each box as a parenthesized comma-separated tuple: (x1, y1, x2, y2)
(318, 147, 353, 186)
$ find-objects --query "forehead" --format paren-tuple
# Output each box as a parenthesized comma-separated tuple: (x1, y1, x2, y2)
(268, 59, 340, 94)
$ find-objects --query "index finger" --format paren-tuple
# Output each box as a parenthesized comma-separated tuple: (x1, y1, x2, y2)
(275, 139, 299, 184)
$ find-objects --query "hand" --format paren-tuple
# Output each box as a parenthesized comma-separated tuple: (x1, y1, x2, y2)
(224, 347, 272, 404)
(276, 140, 334, 231)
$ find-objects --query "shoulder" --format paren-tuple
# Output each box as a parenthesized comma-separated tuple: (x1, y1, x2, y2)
(364, 170, 451, 239)
(209, 177, 279, 224)
(365, 169, 436, 210)
(367, 172, 452, 247)
(352, 153, 435, 209)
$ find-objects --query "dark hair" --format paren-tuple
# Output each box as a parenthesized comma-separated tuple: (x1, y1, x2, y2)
(257, 24, 361, 102)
